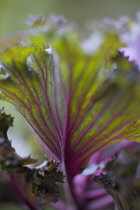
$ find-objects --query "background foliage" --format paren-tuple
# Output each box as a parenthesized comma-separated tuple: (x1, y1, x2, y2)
(0, 0, 140, 38)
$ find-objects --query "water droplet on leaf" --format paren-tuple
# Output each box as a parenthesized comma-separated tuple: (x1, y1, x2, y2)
(45, 46, 52, 55)
(0, 64, 9, 80)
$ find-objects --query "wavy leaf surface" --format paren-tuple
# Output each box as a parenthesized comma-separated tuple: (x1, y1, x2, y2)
(0, 19, 140, 177)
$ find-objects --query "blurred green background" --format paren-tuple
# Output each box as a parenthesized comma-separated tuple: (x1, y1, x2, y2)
(0, 0, 140, 209)
(0, 0, 140, 38)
